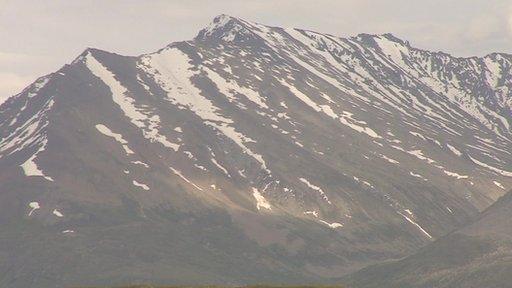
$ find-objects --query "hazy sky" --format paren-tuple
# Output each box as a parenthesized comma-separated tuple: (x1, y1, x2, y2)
(2, 0, 512, 102)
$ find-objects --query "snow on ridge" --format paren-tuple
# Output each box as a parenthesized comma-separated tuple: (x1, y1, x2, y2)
(279, 79, 322, 113)
(140, 47, 270, 173)
(284, 28, 414, 118)
(85, 52, 180, 152)
(279, 79, 381, 139)
(202, 15, 233, 35)
(198, 14, 250, 42)
(8, 77, 50, 127)
(0, 97, 54, 156)
(221, 25, 398, 141)
(140, 48, 232, 123)
(483, 56, 502, 87)
(95, 124, 134, 155)
(204, 66, 268, 109)
(284, 24, 510, 142)
(27, 77, 50, 99)
(373, 35, 410, 69)
(420, 68, 510, 136)
(0, 94, 55, 181)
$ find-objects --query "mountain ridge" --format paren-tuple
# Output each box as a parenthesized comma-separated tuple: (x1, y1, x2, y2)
(0, 14, 511, 288)
(6, 13, 512, 104)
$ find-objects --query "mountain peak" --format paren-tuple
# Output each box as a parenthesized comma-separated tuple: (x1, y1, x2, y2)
(212, 14, 240, 24)
(195, 14, 258, 43)
(354, 32, 410, 47)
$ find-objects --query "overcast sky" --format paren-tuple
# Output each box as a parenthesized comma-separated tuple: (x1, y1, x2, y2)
(2, 0, 512, 103)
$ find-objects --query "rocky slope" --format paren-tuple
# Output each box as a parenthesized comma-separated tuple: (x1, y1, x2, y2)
(0, 15, 511, 287)
(344, 189, 512, 288)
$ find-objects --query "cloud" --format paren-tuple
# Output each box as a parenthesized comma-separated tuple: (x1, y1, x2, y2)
(0, 51, 32, 64)
(508, 12, 512, 35)
(466, 14, 500, 41)
(0, 72, 34, 104)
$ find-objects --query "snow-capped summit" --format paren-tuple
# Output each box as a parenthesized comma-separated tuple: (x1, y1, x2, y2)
(195, 14, 257, 43)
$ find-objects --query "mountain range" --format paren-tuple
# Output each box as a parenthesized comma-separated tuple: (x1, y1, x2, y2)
(0, 15, 511, 288)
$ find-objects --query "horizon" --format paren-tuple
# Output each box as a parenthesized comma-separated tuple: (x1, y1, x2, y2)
(2, 0, 512, 103)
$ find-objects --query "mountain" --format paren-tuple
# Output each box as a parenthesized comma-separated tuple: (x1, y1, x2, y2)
(344, 188, 512, 288)
(1, 14, 511, 287)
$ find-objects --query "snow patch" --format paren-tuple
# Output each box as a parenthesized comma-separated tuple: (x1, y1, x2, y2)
(211, 157, 231, 177)
(443, 170, 469, 179)
(469, 155, 512, 177)
(204, 67, 268, 109)
(279, 80, 381, 138)
(140, 48, 269, 172)
(407, 149, 435, 164)
(252, 188, 271, 210)
(132, 180, 150, 190)
(447, 144, 462, 156)
(304, 210, 319, 217)
(398, 211, 432, 239)
(170, 166, 204, 191)
(52, 209, 64, 217)
(95, 124, 134, 155)
(85, 52, 180, 152)
(131, 160, 149, 168)
(380, 154, 399, 164)
(21, 146, 54, 182)
(319, 220, 343, 229)
(299, 177, 331, 204)
(28, 202, 40, 216)
(410, 171, 427, 181)
(409, 131, 425, 140)
(493, 181, 505, 190)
